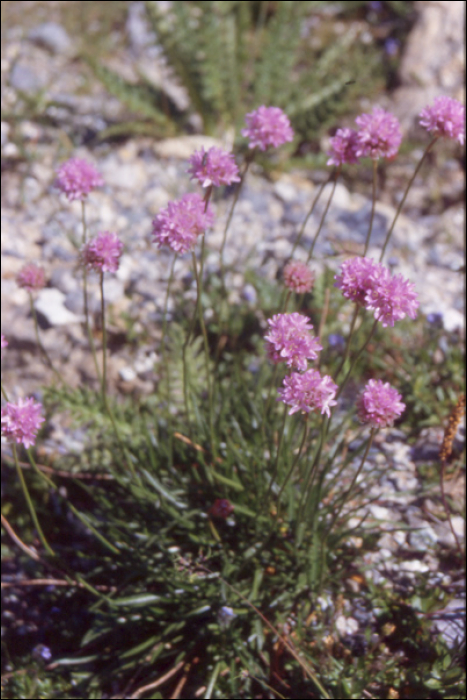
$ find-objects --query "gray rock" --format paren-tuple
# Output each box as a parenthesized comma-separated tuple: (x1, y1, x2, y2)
(28, 22, 73, 55)
(10, 64, 43, 94)
(126, 2, 156, 53)
(35, 288, 82, 326)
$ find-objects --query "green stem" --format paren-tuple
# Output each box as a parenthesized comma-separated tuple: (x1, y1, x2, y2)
(13, 444, 55, 556)
(99, 271, 107, 401)
(306, 169, 340, 265)
(290, 170, 336, 261)
(264, 401, 288, 507)
(219, 153, 253, 279)
(324, 428, 376, 539)
(80, 201, 102, 385)
(379, 136, 438, 262)
(191, 249, 216, 459)
(275, 414, 309, 510)
(26, 448, 120, 554)
(29, 294, 63, 383)
(336, 319, 378, 401)
(317, 428, 377, 593)
(160, 255, 177, 468)
(333, 304, 360, 382)
(362, 160, 378, 256)
(295, 415, 330, 539)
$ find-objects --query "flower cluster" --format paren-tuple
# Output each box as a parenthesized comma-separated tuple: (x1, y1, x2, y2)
(16, 263, 46, 293)
(419, 96, 465, 145)
(81, 231, 124, 273)
(278, 369, 338, 417)
(1, 397, 45, 448)
(355, 107, 402, 160)
(357, 379, 405, 428)
(283, 261, 315, 293)
(152, 193, 215, 255)
(265, 313, 322, 371)
(335, 257, 419, 327)
(1, 334, 7, 354)
(55, 158, 104, 201)
(242, 106, 294, 151)
(188, 147, 240, 188)
(327, 128, 360, 166)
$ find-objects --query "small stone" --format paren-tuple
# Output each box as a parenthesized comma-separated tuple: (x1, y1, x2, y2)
(28, 22, 73, 54)
(35, 289, 82, 326)
(335, 615, 359, 637)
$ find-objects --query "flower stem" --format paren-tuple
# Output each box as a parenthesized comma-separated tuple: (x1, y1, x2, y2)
(379, 137, 438, 262)
(336, 319, 378, 401)
(290, 170, 336, 261)
(29, 294, 63, 383)
(333, 304, 360, 381)
(362, 160, 378, 256)
(276, 414, 309, 510)
(306, 169, 340, 265)
(317, 427, 377, 591)
(264, 400, 288, 507)
(161, 255, 177, 468)
(219, 153, 253, 277)
(99, 271, 107, 401)
(80, 201, 102, 386)
(13, 443, 55, 557)
(191, 248, 216, 460)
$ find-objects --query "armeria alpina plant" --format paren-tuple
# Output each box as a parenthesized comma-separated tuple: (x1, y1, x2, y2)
(1, 96, 465, 699)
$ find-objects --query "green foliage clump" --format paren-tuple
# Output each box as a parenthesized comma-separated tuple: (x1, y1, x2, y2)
(82, 0, 414, 146)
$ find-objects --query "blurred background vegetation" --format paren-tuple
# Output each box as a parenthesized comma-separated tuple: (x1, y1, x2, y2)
(1, 0, 417, 156)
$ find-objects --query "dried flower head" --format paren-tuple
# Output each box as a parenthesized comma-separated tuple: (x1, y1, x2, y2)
(419, 96, 465, 145)
(327, 128, 360, 166)
(278, 369, 338, 417)
(188, 147, 240, 188)
(152, 193, 215, 255)
(16, 263, 46, 292)
(440, 394, 465, 462)
(265, 313, 322, 371)
(242, 106, 294, 151)
(209, 499, 234, 519)
(1, 397, 45, 448)
(357, 379, 405, 428)
(55, 157, 104, 201)
(355, 107, 402, 160)
(283, 261, 315, 293)
(82, 231, 124, 273)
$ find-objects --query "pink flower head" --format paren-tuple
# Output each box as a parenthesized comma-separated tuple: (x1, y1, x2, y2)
(327, 128, 360, 166)
(1, 397, 45, 448)
(419, 96, 465, 145)
(283, 261, 315, 293)
(1, 335, 7, 355)
(16, 263, 46, 292)
(278, 369, 338, 417)
(241, 106, 294, 151)
(152, 193, 215, 255)
(81, 231, 124, 273)
(335, 257, 419, 327)
(264, 313, 322, 371)
(55, 158, 104, 201)
(357, 379, 405, 428)
(187, 147, 240, 188)
(334, 257, 382, 306)
(355, 107, 402, 160)
(364, 266, 419, 328)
